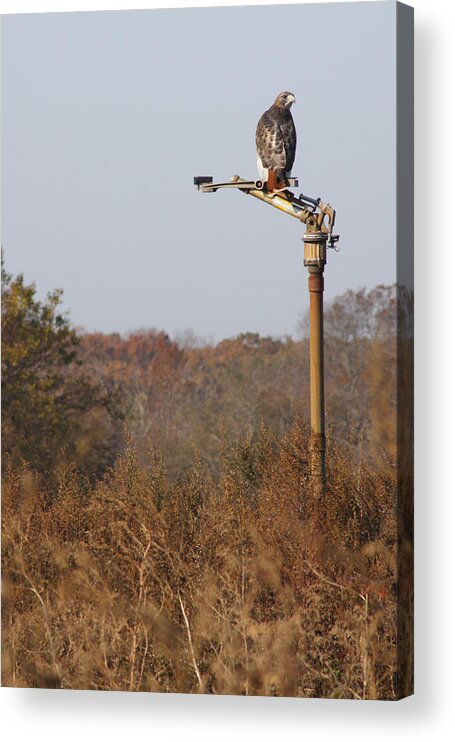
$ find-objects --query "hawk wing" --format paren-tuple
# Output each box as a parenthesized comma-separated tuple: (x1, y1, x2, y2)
(281, 117, 296, 175)
(256, 111, 287, 175)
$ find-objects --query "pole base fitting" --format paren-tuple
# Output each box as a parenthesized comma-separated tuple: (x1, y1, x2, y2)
(308, 272, 324, 293)
(303, 231, 328, 267)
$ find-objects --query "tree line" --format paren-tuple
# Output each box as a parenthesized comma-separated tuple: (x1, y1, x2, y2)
(2, 259, 399, 483)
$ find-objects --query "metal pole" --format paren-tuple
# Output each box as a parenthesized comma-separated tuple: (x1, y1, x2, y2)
(194, 175, 338, 499)
(303, 232, 327, 498)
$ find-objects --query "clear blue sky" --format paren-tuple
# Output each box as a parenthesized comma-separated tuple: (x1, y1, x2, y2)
(1, 2, 397, 340)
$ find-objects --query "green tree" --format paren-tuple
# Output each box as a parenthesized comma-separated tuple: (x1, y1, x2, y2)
(1, 258, 121, 477)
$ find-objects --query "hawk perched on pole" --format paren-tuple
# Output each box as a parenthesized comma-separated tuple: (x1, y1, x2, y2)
(256, 91, 296, 193)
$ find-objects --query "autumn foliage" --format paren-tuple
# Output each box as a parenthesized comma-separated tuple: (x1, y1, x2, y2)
(1, 265, 413, 699)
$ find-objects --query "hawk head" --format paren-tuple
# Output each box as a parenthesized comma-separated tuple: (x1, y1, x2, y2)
(274, 91, 296, 110)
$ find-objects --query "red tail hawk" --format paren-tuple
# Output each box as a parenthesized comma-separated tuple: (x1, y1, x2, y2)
(256, 92, 296, 193)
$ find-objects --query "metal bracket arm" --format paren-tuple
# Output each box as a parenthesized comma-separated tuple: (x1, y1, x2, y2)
(194, 174, 339, 248)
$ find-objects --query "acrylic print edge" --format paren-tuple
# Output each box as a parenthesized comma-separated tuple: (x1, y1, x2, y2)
(396, 0, 414, 701)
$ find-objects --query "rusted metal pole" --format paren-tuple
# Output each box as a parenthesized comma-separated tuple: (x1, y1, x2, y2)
(303, 232, 327, 498)
(194, 175, 338, 500)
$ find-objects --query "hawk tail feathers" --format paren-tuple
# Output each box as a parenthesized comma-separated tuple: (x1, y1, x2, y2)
(267, 169, 288, 193)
